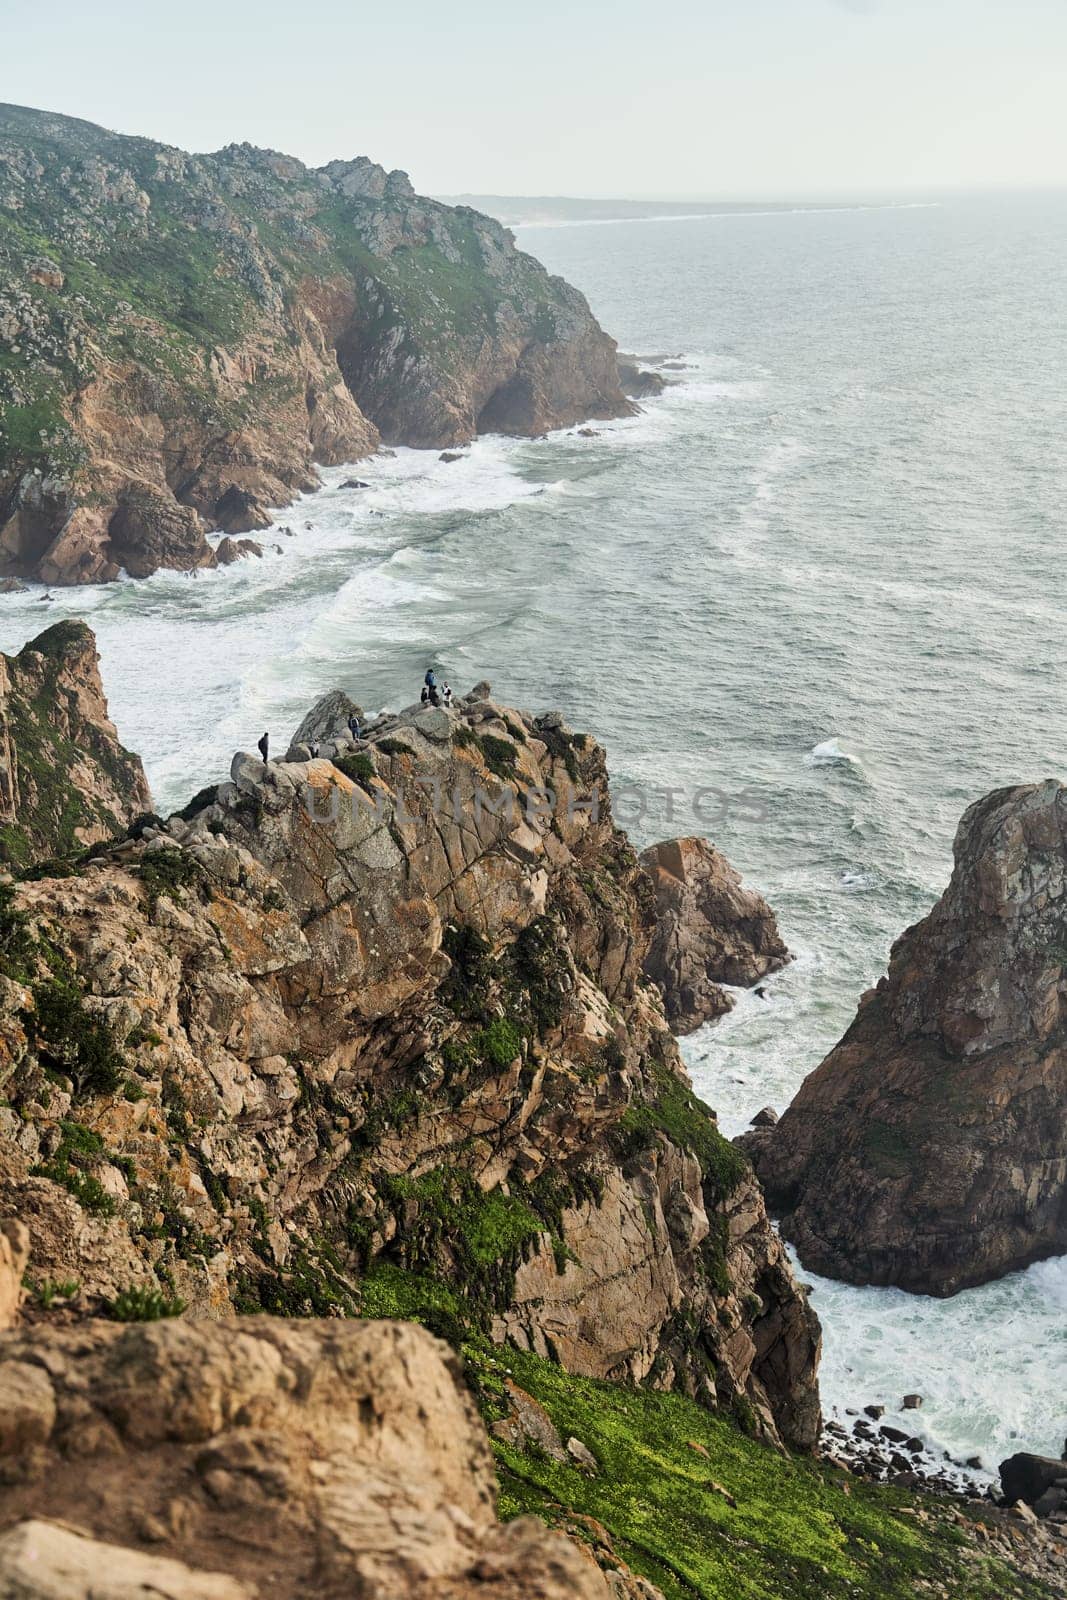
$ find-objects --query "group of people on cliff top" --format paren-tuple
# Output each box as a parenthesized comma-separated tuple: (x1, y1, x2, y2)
(421, 668, 453, 708)
(255, 676, 453, 765)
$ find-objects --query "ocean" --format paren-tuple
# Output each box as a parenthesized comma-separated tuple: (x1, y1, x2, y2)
(2, 190, 1065, 1473)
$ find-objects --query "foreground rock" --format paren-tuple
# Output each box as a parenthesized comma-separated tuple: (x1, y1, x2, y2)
(0, 1314, 621, 1600)
(0, 105, 632, 586)
(0, 660, 819, 1451)
(745, 781, 1067, 1294)
(0, 620, 151, 869)
(640, 837, 791, 1033)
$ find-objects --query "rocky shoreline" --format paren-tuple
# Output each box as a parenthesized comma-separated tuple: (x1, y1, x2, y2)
(0, 104, 650, 588)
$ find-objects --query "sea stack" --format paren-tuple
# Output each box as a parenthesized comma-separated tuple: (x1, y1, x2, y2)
(745, 780, 1067, 1295)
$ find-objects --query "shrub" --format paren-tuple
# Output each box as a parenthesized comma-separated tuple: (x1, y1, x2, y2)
(28, 978, 127, 1098)
(479, 734, 517, 781)
(108, 1284, 186, 1321)
(0, 884, 36, 982)
(334, 751, 375, 786)
(136, 849, 204, 907)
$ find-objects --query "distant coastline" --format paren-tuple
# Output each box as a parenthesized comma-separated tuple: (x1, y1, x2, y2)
(436, 193, 941, 227)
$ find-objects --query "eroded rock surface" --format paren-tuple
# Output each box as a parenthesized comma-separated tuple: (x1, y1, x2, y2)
(0, 1315, 619, 1600)
(746, 781, 1067, 1294)
(639, 838, 791, 1033)
(0, 665, 819, 1450)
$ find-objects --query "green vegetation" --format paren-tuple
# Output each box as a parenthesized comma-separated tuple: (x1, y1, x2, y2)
(478, 734, 518, 781)
(485, 1347, 1041, 1600)
(375, 738, 415, 758)
(616, 1052, 747, 1205)
(135, 848, 204, 908)
(26, 978, 127, 1099)
(30, 1117, 116, 1216)
(334, 751, 376, 787)
(0, 883, 37, 982)
(25, 1276, 79, 1308)
(107, 1284, 186, 1322)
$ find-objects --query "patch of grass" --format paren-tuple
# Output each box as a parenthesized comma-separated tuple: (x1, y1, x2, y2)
(616, 1053, 747, 1205)
(107, 1284, 186, 1321)
(484, 1346, 1046, 1600)
(25, 1276, 79, 1308)
(375, 738, 415, 758)
(31, 1117, 117, 1217)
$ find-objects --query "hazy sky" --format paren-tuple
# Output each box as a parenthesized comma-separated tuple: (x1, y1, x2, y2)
(2, 0, 1065, 197)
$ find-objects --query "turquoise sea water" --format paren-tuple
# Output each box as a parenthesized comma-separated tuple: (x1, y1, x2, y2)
(2, 191, 1065, 1471)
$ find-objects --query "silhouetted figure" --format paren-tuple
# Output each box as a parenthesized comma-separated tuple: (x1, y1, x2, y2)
(257, 732, 269, 763)
(421, 685, 430, 705)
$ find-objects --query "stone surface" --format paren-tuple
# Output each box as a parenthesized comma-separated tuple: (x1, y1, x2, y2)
(0, 654, 819, 1452)
(639, 837, 791, 1033)
(0, 1220, 28, 1331)
(0, 1317, 616, 1600)
(290, 688, 363, 749)
(745, 781, 1067, 1294)
(1001, 1453, 1067, 1508)
(0, 620, 151, 868)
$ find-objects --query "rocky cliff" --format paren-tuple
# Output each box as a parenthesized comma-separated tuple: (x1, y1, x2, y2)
(0, 666, 820, 1452)
(0, 104, 632, 585)
(640, 837, 791, 1033)
(0, 618, 150, 869)
(745, 781, 1067, 1295)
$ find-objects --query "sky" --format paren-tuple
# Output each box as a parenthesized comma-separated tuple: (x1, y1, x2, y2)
(1, 0, 1065, 198)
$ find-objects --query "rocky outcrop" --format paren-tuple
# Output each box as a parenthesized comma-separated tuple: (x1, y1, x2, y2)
(639, 838, 791, 1033)
(289, 688, 363, 751)
(0, 104, 632, 585)
(617, 360, 667, 400)
(0, 1313, 623, 1600)
(0, 619, 151, 868)
(0, 661, 819, 1450)
(746, 781, 1067, 1295)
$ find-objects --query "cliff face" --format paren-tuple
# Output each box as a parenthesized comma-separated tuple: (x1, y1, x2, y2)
(0, 619, 150, 868)
(747, 781, 1067, 1295)
(0, 105, 632, 585)
(640, 837, 791, 1034)
(0, 673, 819, 1452)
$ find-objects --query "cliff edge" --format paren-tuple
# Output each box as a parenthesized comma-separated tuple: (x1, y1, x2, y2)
(0, 669, 820, 1452)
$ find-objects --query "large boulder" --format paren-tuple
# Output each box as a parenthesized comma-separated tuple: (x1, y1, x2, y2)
(639, 837, 791, 1033)
(746, 781, 1067, 1294)
(0, 1316, 615, 1600)
(1000, 1453, 1067, 1508)
(290, 688, 363, 749)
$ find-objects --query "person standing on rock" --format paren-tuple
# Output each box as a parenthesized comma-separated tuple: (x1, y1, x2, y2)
(348, 713, 361, 742)
(257, 732, 269, 763)
(442, 683, 453, 707)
